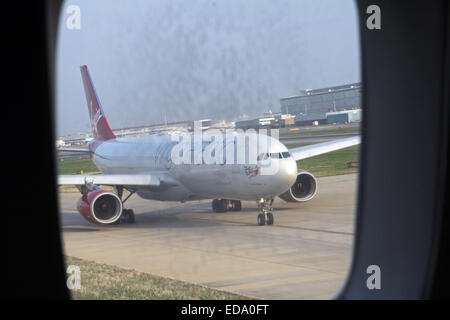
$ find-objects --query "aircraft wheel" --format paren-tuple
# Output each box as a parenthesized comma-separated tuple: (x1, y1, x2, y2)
(127, 209, 135, 223)
(212, 199, 227, 213)
(266, 213, 274, 225)
(218, 200, 228, 212)
(121, 209, 135, 224)
(231, 200, 242, 211)
(212, 199, 219, 212)
(257, 213, 266, 226)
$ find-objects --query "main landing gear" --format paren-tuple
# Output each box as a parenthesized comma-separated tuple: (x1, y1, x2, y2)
(212, 199, 242, 213)
(256, 198, 274, 226)
(115, 186, 136, 224)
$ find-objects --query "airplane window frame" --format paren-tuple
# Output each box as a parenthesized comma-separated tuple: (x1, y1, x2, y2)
(6, 0, 450, 301)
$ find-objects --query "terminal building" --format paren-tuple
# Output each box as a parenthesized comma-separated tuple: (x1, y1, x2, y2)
(235, 113, 295, 130)
(280, 83, 362, 116)
(326, 109, 362, 124)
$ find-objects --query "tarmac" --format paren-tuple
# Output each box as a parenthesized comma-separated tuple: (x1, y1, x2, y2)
(59, 173, 358, 300)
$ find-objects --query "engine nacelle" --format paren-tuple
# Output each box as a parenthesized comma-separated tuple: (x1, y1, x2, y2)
(278, 169, 317, 203)
(76, 189, 123, 224)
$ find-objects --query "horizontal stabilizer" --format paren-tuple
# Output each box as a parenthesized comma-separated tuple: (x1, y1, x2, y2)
(57, 147, 90, 153)
(58, 172, 178, 187)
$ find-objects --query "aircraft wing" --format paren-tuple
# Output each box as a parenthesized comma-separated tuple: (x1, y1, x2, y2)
(288, 136, 361, 161)
(58, 172, 177, 187)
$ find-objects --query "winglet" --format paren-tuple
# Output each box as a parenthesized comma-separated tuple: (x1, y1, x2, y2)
(80, 65, 116, 140)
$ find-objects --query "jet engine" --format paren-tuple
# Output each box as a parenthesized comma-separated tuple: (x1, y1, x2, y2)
(278, 169, 317, 202)
(76, 189, 123, 224)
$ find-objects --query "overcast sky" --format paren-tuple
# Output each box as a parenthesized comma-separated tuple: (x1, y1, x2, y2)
(56, 0, 360, 136)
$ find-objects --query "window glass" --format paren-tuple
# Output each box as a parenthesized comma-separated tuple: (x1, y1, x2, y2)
(57, 0, 360, 300)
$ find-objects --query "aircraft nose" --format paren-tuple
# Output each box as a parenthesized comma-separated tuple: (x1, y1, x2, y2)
(275, 158, 298, 191)
(258, 156, 297, 195)
(272, 159, 298, 193)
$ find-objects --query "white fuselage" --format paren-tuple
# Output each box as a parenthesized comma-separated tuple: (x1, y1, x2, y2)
(90, 133, 298, 202)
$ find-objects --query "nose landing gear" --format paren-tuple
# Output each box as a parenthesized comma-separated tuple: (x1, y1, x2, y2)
(257, 198, 274, 226)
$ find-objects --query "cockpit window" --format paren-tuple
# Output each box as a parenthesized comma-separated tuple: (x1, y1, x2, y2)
(270, 153, 282, 159)
(259, 153, 288, 160)
(257, 153, 269, 161)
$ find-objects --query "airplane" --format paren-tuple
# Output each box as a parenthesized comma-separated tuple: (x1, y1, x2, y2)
(58, 65, 361, 226)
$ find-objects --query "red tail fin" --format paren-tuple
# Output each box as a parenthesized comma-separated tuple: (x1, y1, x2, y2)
(80, 65, 116, 140)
